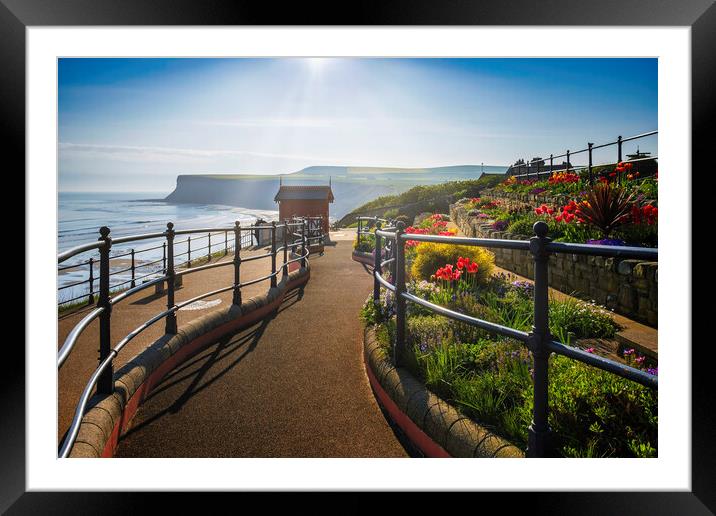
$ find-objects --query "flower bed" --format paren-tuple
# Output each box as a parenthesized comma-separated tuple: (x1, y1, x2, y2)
(362, 258, 658, 457)
(450, 203, 658, 326)
(469, 164, 658, 248)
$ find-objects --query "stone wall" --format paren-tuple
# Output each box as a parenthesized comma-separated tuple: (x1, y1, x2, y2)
(450, 203, 657, 327)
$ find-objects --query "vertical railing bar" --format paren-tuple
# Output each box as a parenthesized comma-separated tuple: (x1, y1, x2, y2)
(373, 221, 382, 305)
(187, 236, 191, 268)
(357, 217, 362, 248)
(233, 221, 242, 306)
(527, 221, 552, 458)
(587, 142, 594, 185)
(97, 226, 113, 394)
(301, 219, 307, 268)
(162, 242, 167, 274)
(165, 222, 177, 334)
(270, 221, 277, 288)
(207, 232, 212, 262)
(283, 221, 289, 278)
(130, 248, 136, 288)
(87, 256, 95, 306)
(394, 222, 407, 367)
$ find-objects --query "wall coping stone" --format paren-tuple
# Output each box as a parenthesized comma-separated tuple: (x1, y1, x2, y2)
(363, 325, 523, 458)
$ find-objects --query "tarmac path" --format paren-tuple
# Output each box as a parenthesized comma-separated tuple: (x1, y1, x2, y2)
(110, 234, 408, 457)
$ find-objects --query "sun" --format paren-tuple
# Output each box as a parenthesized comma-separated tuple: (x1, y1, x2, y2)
(305, 57, 328, 75)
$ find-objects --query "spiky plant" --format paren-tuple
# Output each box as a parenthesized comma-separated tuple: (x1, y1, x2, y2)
(577, 182, 634, 238)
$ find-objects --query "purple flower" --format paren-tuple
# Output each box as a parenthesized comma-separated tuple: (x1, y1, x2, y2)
(529, 187, 547, 195)
(585, 347, 595, 354)
(647, 366, 658, 376)
(492, 220, 509, 231)
(635, 356, 645, 364)
(587, 238, 627, 246)
(623, 348, 635, 356)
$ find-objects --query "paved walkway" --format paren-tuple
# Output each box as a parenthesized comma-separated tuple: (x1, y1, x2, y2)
(112, 233, 408, 457)
(58, 246, 278, 443)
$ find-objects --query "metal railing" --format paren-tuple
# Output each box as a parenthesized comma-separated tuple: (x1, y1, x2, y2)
(368, 220, 657, 458)
(355, 216, 394, 251)
(509, 130, 657, 183)
(57, 216, 324, 458)
(58, 228, 256, 308)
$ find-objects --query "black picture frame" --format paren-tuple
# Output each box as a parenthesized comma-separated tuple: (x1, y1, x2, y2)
(7, 0, 714, 513)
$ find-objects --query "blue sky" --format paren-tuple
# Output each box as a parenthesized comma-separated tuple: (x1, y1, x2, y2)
(58, 58, 657, 192)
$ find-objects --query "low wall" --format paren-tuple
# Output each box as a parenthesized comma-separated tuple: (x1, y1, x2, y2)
(450, 203, 658, 327)
(363, 326, 522, 458)
(351, 249, 375, 267)
(67, 265, 310, 458)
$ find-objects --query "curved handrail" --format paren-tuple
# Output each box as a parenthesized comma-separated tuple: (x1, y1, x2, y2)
(58, 241, 106, 264)
(57, 307, 105, 369)
(57, 220, 319, 457)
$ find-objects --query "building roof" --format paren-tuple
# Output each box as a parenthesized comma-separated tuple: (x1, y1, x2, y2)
(274, 185, 334, 202)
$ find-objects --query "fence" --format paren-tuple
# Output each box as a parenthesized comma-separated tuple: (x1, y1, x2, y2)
(509, 130, 657, 183)
(58, 228, 257, 308)
(57, 216, 324, 458)
(363, 217, 657, 458)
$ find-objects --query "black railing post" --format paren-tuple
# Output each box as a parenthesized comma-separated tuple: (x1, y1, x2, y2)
(207, 233, 212, 262)
(373, 221, 382, 306)
(617, 135, 623, 163)
(233, 221, 242, 306)
(165, 222, 178, 334)
(162, 242, 167, 273)
(130, 248, 136, 288)
(87, 257, 95, 306)
(301, 219, 307, 268)
(565, 150, 570, 173)
(187, 236, 191, 268)
(283, 221, 289, 278)
(394, 222, 407, 367)
(527, 221, 553, 458)
(357, 217, 362, 248)
(97, 226, 113, 394)
(549, 154, 553, 177)
(225, 230, 228, 256)
(587, 142, 594, 184)
(270, 221, 277, 288)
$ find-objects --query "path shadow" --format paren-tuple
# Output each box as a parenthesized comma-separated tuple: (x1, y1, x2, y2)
(120, 317, 272, 439)
(129, 284, 184, 306)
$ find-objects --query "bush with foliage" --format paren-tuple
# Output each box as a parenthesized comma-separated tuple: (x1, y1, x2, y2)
(410, 242, 494, 285)
(353, 233, 375, 253)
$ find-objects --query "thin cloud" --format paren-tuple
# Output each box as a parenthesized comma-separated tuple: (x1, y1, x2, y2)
(58, 142, 335, 164)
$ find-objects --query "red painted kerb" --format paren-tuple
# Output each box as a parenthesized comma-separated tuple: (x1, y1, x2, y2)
(363, 350, 451, 458)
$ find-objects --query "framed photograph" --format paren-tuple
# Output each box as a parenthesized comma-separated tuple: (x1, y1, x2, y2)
(9, 0, 714, 512)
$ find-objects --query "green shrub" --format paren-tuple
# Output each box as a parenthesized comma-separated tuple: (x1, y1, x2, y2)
(549, 297, 620, 340)
(410, 242, 494, 284)
(353, 233, 375, 252)
(614, 223, 658, 248)
(548, 355, 657, 457)
(416, 338, 657, 457)
(506, 214, 567, 240)
(383, 208, 399, 219)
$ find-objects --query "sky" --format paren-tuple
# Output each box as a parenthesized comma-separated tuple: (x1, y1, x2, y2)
(58, 58, 658, 193)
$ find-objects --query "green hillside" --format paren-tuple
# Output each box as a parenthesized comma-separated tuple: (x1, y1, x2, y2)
(338, 173, 506, 226)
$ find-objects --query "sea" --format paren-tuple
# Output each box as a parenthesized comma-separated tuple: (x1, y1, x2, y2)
(58, 192, 279, 305)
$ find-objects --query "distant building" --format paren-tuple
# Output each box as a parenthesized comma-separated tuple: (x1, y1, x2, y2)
(274, 180, 334, 235)
(506, 157, 571, 177)
(625, 147, 658, 177)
